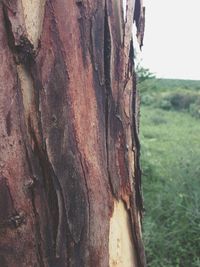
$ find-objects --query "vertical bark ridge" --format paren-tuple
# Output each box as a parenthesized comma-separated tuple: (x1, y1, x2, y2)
(2, 1, 68, 266)
(0, 2, 45, 266)
(104, 1, 116, 197)
(104, 0, 146, 266)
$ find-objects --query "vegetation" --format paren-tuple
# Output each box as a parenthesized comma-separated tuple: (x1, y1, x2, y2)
(139, 77, 200, 266)
(136, 64, 155, 83)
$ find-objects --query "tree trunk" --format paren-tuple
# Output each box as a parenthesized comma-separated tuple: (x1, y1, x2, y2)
(0, 0, 146, 266)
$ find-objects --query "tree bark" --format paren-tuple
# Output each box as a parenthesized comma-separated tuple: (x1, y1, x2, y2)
(0, 0, 146, 266)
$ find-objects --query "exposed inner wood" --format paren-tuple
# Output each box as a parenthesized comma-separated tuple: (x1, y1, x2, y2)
(21, 0, 46, 47)
(109, 199, 137, 267)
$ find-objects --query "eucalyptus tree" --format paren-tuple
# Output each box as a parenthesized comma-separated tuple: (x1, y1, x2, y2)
(0, 0, 146, 266)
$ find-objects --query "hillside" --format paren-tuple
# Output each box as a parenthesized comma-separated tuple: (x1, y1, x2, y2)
(140, 78, 200, 266)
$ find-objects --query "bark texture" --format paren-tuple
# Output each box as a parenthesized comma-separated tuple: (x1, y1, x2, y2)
(0, 0, 146, 266)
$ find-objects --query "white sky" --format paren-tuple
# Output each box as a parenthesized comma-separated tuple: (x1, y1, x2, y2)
(136, 0, 200, 80)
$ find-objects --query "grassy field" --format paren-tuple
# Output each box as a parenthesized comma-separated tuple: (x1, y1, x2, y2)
(139, 78, 200, 92)
(140, 79, 200, 266)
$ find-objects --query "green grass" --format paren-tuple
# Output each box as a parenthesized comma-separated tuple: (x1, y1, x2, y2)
(140, 84, 200, 266)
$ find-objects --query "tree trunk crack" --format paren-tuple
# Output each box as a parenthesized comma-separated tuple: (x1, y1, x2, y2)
(104, 1, 116, 198)
(79, 152, 91, 241)
(29, 189, 46, 267)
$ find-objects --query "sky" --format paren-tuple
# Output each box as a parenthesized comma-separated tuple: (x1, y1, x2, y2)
(135, 0, 200, 80)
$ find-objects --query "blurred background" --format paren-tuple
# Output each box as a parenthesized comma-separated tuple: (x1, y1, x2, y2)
(135, 1, 200, 266)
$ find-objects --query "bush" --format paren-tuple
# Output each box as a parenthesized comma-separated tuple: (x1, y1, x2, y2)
(157, 99, 172, 110)
(156, 91, 200, 114)
(169, 92, 197, 110)
(141, 94, 155, 106)
(189, 101, 200, 118)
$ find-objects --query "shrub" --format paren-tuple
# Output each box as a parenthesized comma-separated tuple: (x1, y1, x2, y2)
(168, 92, 198, 110)
(141, 94, 155, 106)
(189, 101, 200, 119)
(157, 99, 172, 110)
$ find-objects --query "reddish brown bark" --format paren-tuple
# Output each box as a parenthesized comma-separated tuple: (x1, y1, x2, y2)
(0, 0, 146, 266)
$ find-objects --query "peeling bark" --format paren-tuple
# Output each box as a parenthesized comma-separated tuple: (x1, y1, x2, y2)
(0, 0, 146, 266)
